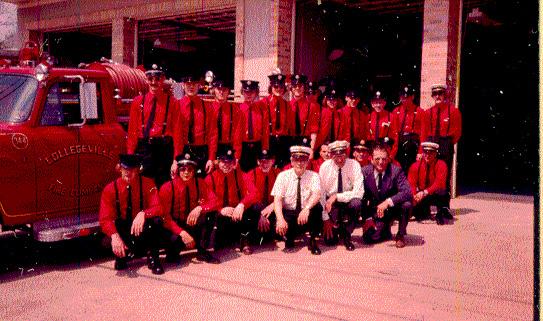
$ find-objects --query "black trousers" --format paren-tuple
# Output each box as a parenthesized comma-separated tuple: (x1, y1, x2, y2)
(171, 211, 218, 252)
(183, 144, 209, 178)
(136, 136, 174, 188)
(114, 217, 167, 257)
(328, 198, 361, 238)
(270, 135, 293, 169)
(215, 207, 260, 247)
(361, 200, 412, 243)
(282, 204, 323, 241)
(396, 133, 420, 174)
(240, 141, 262, 172)
(412, 191, 449, 219)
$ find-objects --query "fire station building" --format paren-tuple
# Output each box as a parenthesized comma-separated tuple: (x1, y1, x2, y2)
(5, 0, 538, 195)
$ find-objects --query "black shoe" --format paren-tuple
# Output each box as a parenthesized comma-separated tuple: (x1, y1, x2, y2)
(147, 256, 164, 275)
(343, 238, 355, 251)
(441, 208, 454, 220)
(284, 238, 295, 249)
(308, 238, 321, 255)
(240, 235, 253, 255)
(197, 250, 221, 264)
(114, 258, 128, 271)
(435, 212, 445, 225)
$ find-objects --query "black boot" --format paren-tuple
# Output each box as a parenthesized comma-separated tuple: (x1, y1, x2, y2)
(441, 207, 454, 220)
(197, 249, 221, 264)
(308, 237, 321, 255)
(435, 211, 445, 225)
(114, 257, 128, 270)
(147, 252, 164, 275)
(240, 234, 253, 255)
(343, 235, 355, 251)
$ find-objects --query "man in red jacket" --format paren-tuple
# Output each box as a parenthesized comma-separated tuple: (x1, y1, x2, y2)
(99, 154, 165, 274)
(127, 64, 180, 188)
(421, 84, 462, 214)
(345, 89, 368, 153)
(353, 140, 371, 168)
(367, 89, 396, 156)
(159, 151, 221, 264)
(407, 142, 450, 225)
(289, 74, 320, 150)
(178, 73, 216, 177)
(315, 89, 349, 153)
(206, 148, 258, 254)
(239, 80, 270, 172)
(263, 72, 293, 169)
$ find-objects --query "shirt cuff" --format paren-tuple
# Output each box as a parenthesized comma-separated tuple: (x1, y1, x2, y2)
(322, 212, 330, 221)
(387, 198, 394, 207)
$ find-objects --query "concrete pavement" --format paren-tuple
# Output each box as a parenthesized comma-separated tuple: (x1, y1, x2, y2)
(0, 193, 534, 320)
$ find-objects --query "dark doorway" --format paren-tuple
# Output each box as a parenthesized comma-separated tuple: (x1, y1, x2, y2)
(295, 1, 423, 103)
(44, 31, 111, 67)
(457, 1, 537, 195)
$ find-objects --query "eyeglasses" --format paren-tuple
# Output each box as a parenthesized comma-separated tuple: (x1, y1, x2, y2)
(431, 91, 445, 97)
(179, 166, 195, 172)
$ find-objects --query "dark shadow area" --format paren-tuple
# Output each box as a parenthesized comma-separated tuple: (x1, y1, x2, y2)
(44, 31, 112, 67)
(457, 1, 537, 196)
(385, 234, 425, 247)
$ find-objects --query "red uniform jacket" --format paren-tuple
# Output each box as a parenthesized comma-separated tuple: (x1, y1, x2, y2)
(421, 103, 462, 145)
(345, 106, 369, 143)
(391, 102, 424, 155)
(209, 100, 243, 160)
(262, 95, 293, 137)
(248, 167, 280, 205)
(239, 100, 270, 150)
(127, 92, 180, 154)
(367, 110, 395, 142)
(99, 176, 161, 237)
(159, 177, 219, 235)
(407, 159, 448, 195)
(206, 168, 258, 208)
(290, 97, 320, 137)
(316, 106, 349, 148)
(178, 95, 216, 158)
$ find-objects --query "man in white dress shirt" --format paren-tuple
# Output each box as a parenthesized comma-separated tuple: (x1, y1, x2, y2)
(319, 140, 364, 251)
(271, 145, 323, 255)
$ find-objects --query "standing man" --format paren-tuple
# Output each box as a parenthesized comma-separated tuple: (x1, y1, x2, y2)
(320, 141, 364, 251)
(206, 148, 258, 254)
(408, 142, 450, 224)
(239, 80, 270, 172)
(264, 72, 293, 168)
(392, 84, 424, 173)
(421, 84, 462, 216)
(159, 151, 221, 264)
(127, 64, 180, 188)
(289, 74, 320, 149)
(345, 89, 368, 153)
(209, 78, 242, 164)
(271, 144, 323, 255)
(367, 89, 396, 156)
(315, 89, 349, 153)
(178, 73, 216, 177)
(99, 154, 165, 274)
(360, 143, 413, 248)
(248, 150, 280, 241)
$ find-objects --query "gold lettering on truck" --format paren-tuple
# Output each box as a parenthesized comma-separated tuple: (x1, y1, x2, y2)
(44, 145, 116, 165)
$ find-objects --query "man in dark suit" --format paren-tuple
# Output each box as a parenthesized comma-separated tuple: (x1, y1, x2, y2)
(361, 143, 413, 248)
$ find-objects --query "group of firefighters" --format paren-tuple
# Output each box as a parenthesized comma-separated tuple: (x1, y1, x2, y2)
(99, 65, 462, 275)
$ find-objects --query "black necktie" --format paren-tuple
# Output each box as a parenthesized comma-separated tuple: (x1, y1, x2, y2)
(296, 176, 302, 212)
(143, 97, 157, 139)
(126, 185, 133, 222)
(248, 105, 254, 140)
(424, 162, 431, 189)
(337, 168, 343, 193)
(435, 107, 441, 138)
(350, 110, 355, 139)
(375, 112, 380, 140)
(223, 176, 229, 207)
(264, 174, 269, 204)
(188, 100, 195, 143)
(377, 173, 383, 193)
(184, 185, 191, 217)
(330, 111, 336, 141)
(275, 99, 281, 131)
(295, 101, 301, 135)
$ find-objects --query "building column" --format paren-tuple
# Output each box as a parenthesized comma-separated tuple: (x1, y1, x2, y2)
(234, 0, 294, 98)
(111, 17, 137, 67)
(420, 0, 462, 109)
(420, 0, 462, 197)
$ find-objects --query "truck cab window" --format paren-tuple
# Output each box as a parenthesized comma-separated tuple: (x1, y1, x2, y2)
(40, 81, 104, 126)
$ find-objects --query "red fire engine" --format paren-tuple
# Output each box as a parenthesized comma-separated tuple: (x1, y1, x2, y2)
(0, 42, 147, 242)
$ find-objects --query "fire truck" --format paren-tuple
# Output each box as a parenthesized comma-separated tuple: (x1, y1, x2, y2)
(0, 42, 148, 242)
